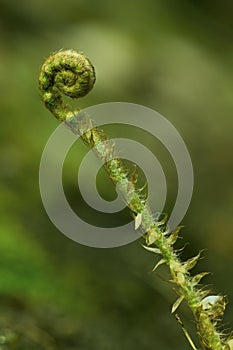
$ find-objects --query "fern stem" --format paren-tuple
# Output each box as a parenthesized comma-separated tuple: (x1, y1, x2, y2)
(38, 49, 231, 350)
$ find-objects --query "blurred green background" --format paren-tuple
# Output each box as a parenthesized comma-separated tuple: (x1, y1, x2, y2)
(0, 0, 233, 349)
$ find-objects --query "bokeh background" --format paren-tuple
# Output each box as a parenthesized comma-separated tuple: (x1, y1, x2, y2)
(0, 0, 233, 349)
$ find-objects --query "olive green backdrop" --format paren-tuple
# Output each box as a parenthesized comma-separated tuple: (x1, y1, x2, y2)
(0, 0, 233, 349)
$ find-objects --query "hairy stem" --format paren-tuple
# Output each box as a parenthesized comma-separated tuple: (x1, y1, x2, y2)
(39, 49, 232, 350)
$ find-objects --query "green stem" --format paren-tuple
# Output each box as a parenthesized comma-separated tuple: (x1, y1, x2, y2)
(38, 49, 232, 350)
